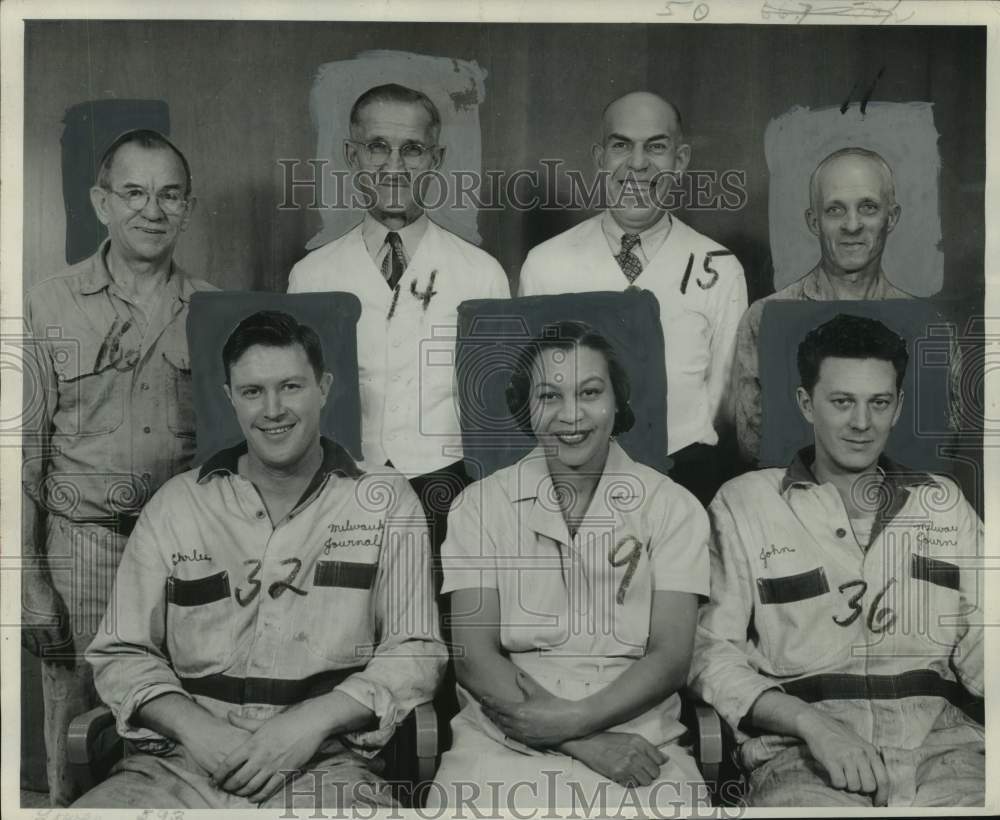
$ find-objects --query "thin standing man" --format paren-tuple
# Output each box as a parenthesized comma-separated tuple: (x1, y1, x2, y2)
(288, 83, 509, 580)
(21, 129, 214, 805)
(729, 146, 962, 464)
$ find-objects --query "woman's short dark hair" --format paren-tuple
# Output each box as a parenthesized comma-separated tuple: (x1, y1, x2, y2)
(797, 313, 909, 394)
(505, 320, 635, 437)
(222, 310, 325, 385)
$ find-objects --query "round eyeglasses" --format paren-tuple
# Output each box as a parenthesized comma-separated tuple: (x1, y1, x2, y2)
(104, 187, 189, 215)
(347, 139, 438, 168)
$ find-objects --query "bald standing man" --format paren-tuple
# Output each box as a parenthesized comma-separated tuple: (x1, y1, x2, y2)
(519, 91, 747, 505)
(730, 147, 919, 464)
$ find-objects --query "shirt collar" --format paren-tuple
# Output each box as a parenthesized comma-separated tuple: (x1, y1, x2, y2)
(511, 440, 636, 502)
(79, 238, 194, 302)
(197, 436, 362, 487)
(361, 211, 429, 260)
(600, 209, 673, 257)
(513, 441, 641, 546)
(780, 445, 935, 495)
(800, 265, 896, 301)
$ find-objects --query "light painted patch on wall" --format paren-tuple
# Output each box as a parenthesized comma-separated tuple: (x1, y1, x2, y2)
(308, 49, 487, 250)
(765, 103, 942, 297)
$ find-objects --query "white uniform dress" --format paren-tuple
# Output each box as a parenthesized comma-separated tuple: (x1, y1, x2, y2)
(288, 216, 509, 478)
(431, 442, 711, 811)
(519, 212, 746, 455)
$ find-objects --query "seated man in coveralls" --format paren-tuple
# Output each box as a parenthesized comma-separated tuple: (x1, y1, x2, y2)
(74, 311, 445, 809)
(690, 313, 983, 807)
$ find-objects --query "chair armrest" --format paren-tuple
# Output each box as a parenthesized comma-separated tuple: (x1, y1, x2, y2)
(412, 701, 439, 784)
(680, 696, 723, 791)
(67, 705, 117, 766)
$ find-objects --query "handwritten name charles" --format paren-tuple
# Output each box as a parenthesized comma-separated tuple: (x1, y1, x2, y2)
(171, 548, 211, 566)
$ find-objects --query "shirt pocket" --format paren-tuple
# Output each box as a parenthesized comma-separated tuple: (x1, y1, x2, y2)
(754, 566, 839, 675)
(50, 339, 127, 435)
(161, 348, 195, 437)
(301, 558, 378, 664)
(910, 553, 964, 650)
(165, 570, 237, 674)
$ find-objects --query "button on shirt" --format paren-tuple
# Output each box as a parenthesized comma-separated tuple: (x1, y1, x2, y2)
(519, 213, 747, 454)
(22, 239, 215, 520)
(288, 218, 510, 478)
(689, 448, 983, 792)
(87, 438, 446, 754)
(442, 442, 710, 749)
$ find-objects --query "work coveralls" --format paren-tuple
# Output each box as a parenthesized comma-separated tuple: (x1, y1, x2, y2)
(689, 448, 984, 807)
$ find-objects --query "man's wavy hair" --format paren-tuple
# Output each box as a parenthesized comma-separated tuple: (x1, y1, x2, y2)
(505, 320, 635, 437)
(222, 310, 325, 385)
(797, 313, 909, 394)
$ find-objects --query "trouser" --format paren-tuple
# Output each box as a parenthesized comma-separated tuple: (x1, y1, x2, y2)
(37, 515, 130, 806)
(72, 739, 396, 810)
(667, 442, 723, 507)
(745, 734, 985, 807)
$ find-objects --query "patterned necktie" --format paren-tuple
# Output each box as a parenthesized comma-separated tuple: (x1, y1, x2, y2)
(615, 232, 643, 283)
(381, 231, 406, 290)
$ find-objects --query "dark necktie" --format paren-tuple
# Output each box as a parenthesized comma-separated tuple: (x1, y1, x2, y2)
(382, 231, 406, 290)
(615, 232, 643, 283)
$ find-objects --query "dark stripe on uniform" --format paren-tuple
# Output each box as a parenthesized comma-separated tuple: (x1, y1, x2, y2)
(178, 667, 362, 706)
(166, 571, 231, 607)
(782, 669, 971, 709)
(756, 567, 830, 605)
(911, 554, 961, 591)
(314, 560, 378, 589)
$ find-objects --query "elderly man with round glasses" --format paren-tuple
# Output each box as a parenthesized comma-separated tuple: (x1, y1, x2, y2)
(22, 128, 215, 805)
(288, 83, 509, 592)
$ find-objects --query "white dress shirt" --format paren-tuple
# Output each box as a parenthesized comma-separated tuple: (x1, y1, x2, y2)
(289, 217, 509, 477)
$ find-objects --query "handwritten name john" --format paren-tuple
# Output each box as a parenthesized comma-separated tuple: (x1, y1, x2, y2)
(760, 544, 796, 568)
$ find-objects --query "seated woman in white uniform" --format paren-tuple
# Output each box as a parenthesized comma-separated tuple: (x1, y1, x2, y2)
(429, 321, 711, 811)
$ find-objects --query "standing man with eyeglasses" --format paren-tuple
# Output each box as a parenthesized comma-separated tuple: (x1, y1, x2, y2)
(519, 91, 747, 506)
(288, 84, 508, 592)
(21, 129, 214, 805)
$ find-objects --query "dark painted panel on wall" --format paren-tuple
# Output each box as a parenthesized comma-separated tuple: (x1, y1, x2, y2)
(61, 99, 170, 263)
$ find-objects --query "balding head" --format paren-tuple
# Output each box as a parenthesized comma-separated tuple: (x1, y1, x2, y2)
(593, 91, 690, 232)
(601, 91, 684, 143)
(805, 146, 902, 279)
(809, 147, 896, 212)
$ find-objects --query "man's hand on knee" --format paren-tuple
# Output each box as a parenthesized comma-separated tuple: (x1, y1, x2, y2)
(797, 709, 889, 806)
(212, 707, 330, 804)
(180, 715, 253, 780)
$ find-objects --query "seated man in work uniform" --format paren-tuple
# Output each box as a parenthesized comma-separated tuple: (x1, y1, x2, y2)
(690, 313, 983, 807)
(74, 310, 445, 810)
